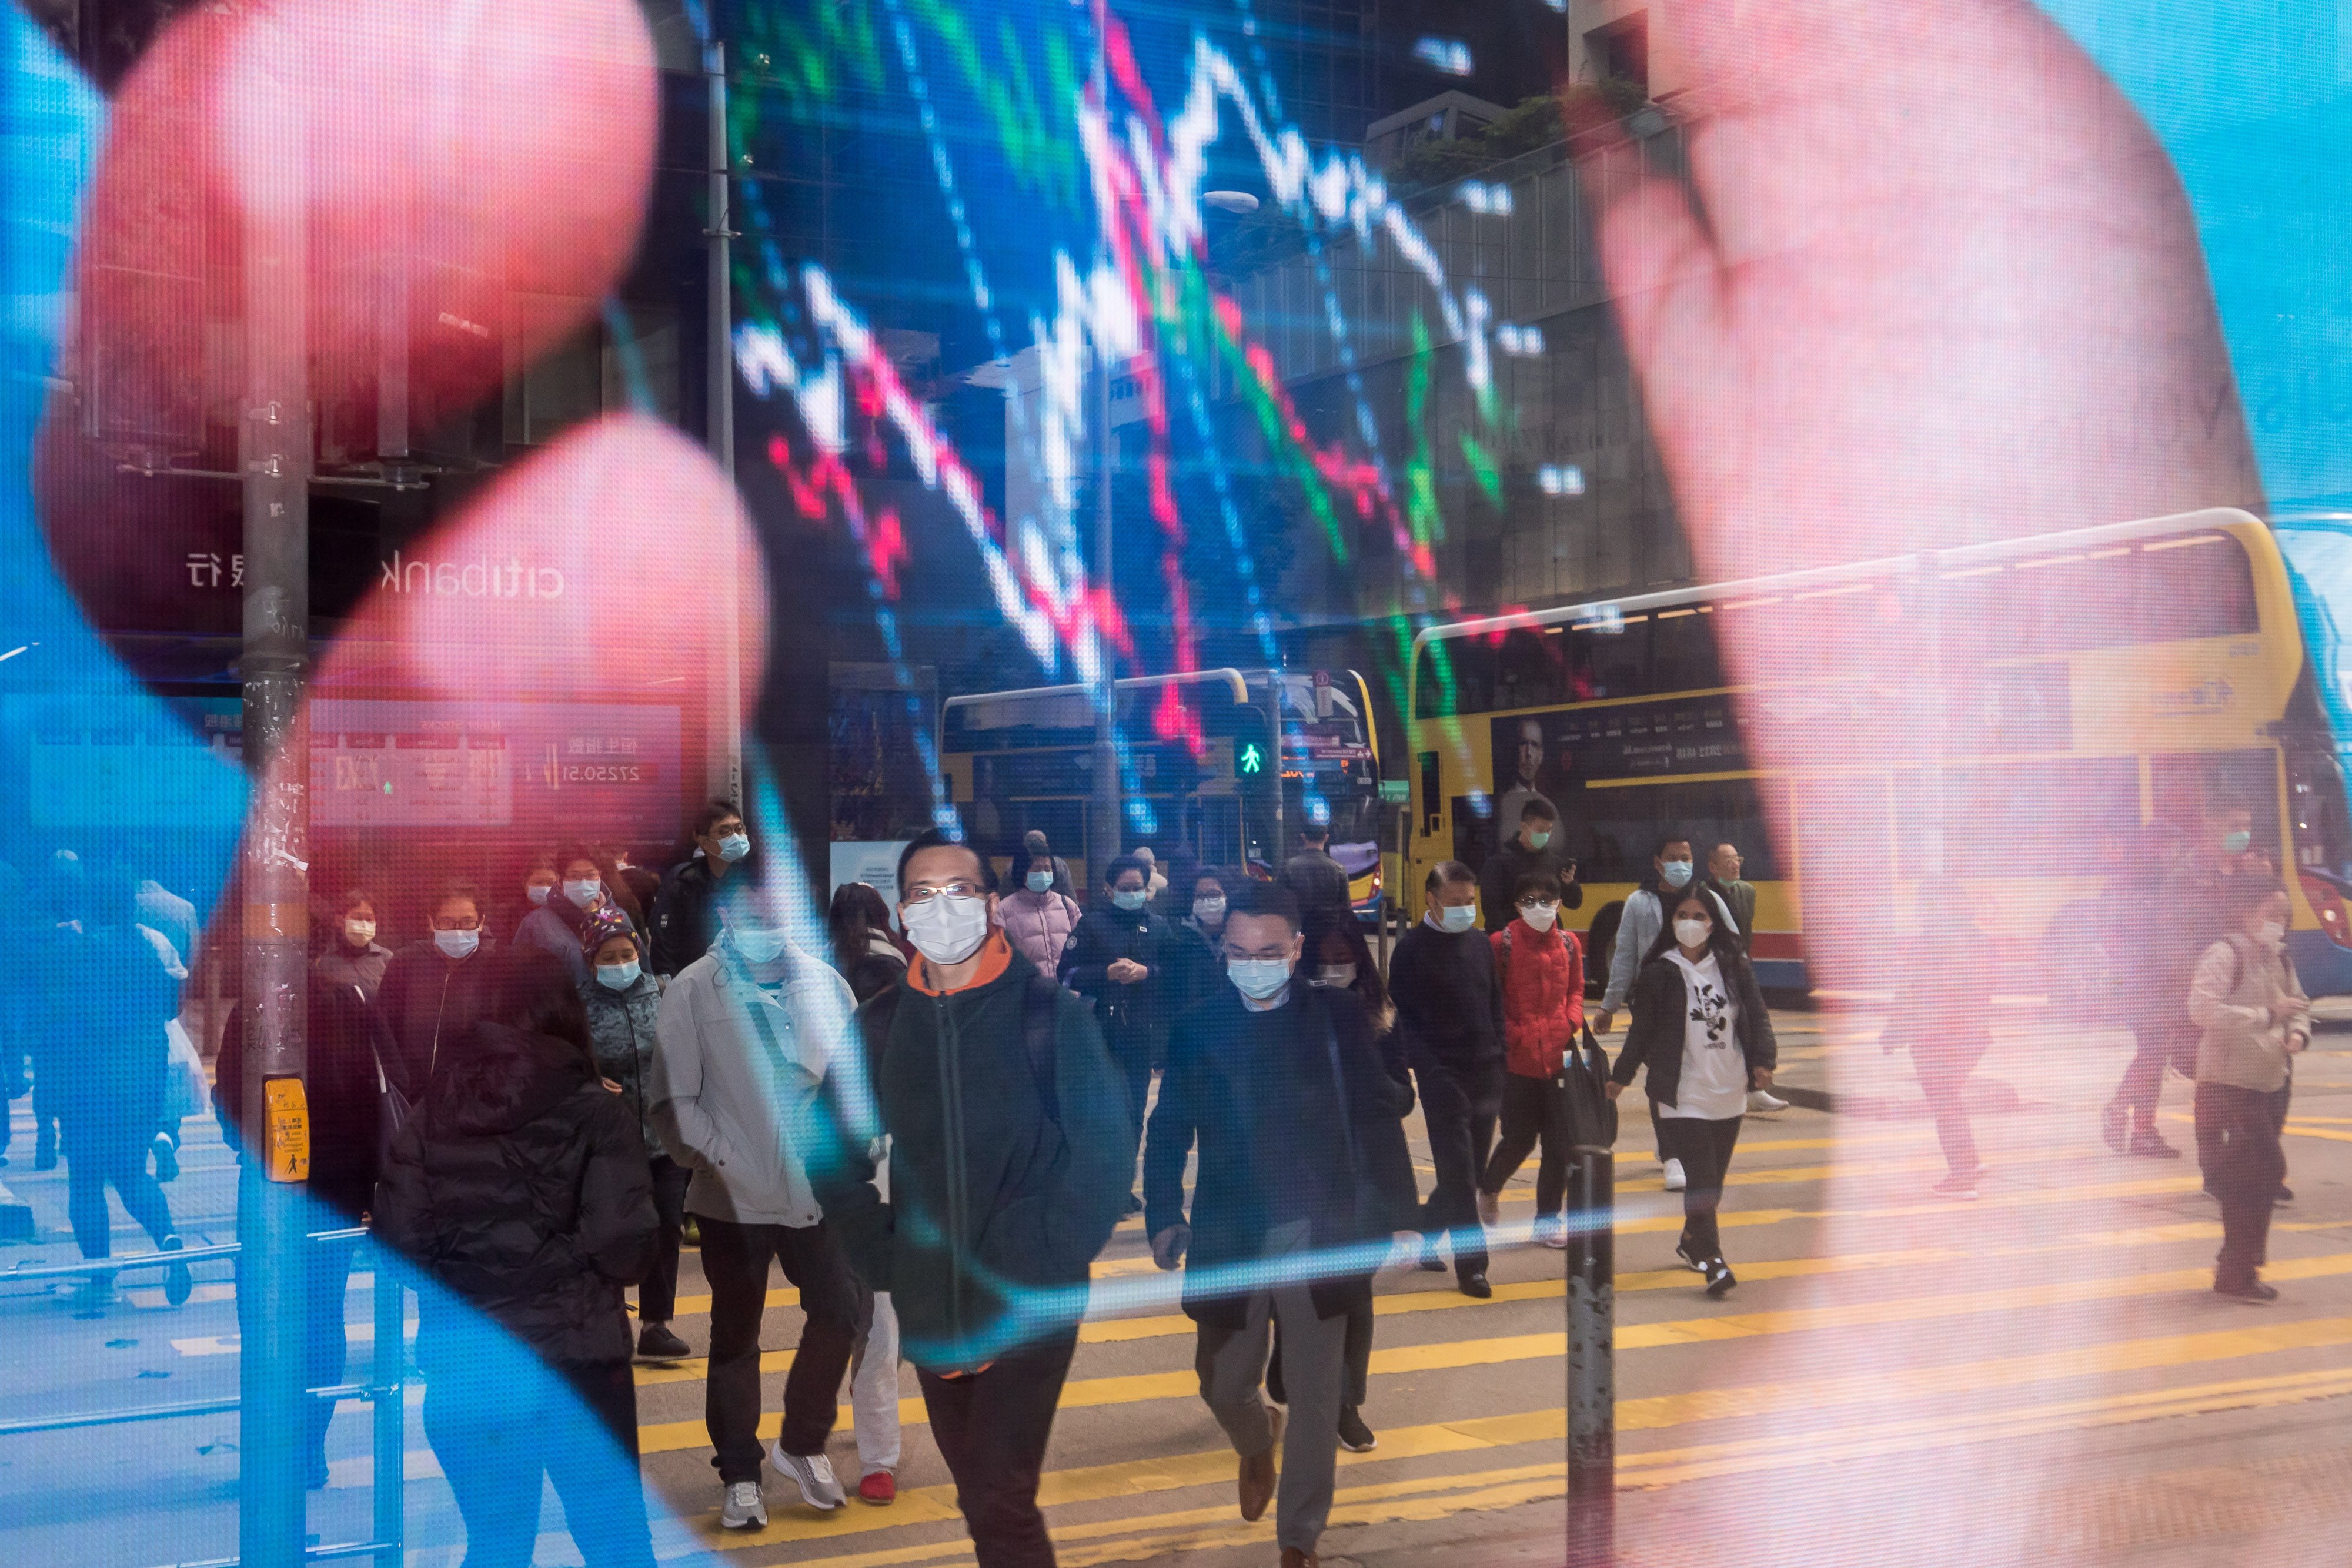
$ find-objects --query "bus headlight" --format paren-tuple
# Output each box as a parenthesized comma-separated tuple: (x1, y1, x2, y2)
(2300, 872, 2352, 949)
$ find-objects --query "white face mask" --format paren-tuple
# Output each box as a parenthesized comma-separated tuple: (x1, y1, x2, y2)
(2256, 918, 2288, 948)
(903, 894, 991, 967)
(1519, 903, 1558, 933)
(563, 878, 602, 910)
(1228, 957, 1293, 999)
(526, 883, 553, 906)
(1673, 917, 1713, 950)
(343, 918, 376, 947)
(1311, 962, 1357, 989)
(729, 924, 790, 965)
(433, 927, 480, 960)
(1193, 895, 1227, 925)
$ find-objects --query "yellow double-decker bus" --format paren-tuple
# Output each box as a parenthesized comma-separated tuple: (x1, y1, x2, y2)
(1404, 508, 2352, 997)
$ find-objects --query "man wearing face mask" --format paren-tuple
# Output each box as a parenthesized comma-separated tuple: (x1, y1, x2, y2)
(1387, 861, 1506, 1296)
(650, 856, 872, 1526)
(652, 800, 753, 978)
(810, 828, 1133, 1564)
(377, 879, 499, 1092)
(1478, 798, 1583, 934)
(1147, 882, 1419, 1568)
(1060, 854, 1172, 1215)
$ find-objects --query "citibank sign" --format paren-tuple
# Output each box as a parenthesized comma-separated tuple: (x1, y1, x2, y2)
(377, 549, 565, 599)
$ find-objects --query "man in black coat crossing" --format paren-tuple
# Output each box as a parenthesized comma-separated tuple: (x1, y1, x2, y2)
(1147, 881, 1420, 1568)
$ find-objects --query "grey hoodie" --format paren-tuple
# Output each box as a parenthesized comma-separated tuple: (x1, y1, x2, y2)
(650, 934, 856, 1226)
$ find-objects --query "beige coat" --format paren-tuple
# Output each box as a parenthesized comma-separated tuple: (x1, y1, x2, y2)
(2187, 933, 2308, 1094)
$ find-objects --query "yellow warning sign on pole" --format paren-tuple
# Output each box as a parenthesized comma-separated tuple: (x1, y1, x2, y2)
(263, 1076, 310, 1183)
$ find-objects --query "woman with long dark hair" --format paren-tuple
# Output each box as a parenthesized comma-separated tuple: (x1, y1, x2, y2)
(376, 948, 658, 1567)
(827, 881, 909, 1004)
(512, 842, 644, 986)
(1605, 888, 1778, 1297)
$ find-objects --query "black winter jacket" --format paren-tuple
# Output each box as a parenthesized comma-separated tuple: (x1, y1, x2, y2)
(1278, 849, 1354, 920)
(579, 972, 665, 1159)
(1477, 839, 1582, 933)
(651, 857, 724, 978)
(215, 982, 392, 1221)
(1058, 902, 1175, 1066)
(1388, 921, 1506, 1073)
(1610, 949, 1778, 1112)
(375, 1021, 656, 1370)
(376, 937, 499, 1094)
(1147, 985, 1418, 1327)
(812, 945, 1136, 1372)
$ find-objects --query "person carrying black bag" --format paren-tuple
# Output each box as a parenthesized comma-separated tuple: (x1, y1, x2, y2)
(1477, 871, 1583, 1249)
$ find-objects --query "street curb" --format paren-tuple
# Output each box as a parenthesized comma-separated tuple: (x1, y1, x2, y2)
(0, 1177, 33, 1244)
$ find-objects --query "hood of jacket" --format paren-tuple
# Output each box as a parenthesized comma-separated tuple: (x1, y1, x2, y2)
(429, 1021, 597, 1137)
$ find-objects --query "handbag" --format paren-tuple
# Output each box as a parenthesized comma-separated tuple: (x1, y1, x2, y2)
(163, 1018, 210, 1122)
(1553, 1021, 1618, 1150)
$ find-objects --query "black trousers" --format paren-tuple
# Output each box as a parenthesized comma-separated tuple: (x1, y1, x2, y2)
(637, 1156, 691, 1323)
(235, 1225, 362, 1477)
(699, 1215, 863, 1481)
(1654, 1114, 1743, 1259)
(423, 1355, 652, 1568)
(916, 1329, 1080, 1568)
(63, 1115, 176, 1259)
(1415, 1058, 1501, 1279)
(2110, 1018, 2191, 1123)
(2196, 1082, 2286, 1288)
(1481, 1071, 1568, 1216)
(1914, 1039, 1987, 1177)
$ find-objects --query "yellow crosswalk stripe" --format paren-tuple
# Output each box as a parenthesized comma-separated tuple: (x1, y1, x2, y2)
(640, 1254, 1168, 1323)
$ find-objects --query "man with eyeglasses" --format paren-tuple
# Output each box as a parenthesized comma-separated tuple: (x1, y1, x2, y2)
(650, 855, 871, 1527)
(377, 878, 499, 1092)
(810, 828, 1133, 1567)
(1145, 881, 1419, 1568)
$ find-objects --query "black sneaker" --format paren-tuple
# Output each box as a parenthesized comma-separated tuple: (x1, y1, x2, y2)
(2214, 1278, 2278, 1303)
(2275, 1185, 2296, 1206)
(1123, 1192, 1145, 1217)
(1704, 1258, 1737, 1298)
(1673, 1237, 1708, 1273)
(1416, 1241, 1446, 1272)
(1458, 1272, 1492, 1300)
(161, 1236, 192, 1307)
(2099, 1101, 2127, 1154)
(1337, 1406, 1377, 1453)
(637, 1322, 691, 1360)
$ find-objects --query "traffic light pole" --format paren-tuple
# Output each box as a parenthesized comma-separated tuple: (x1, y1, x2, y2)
(238, 54, 312, 1568)
(706, 40, 744, 812)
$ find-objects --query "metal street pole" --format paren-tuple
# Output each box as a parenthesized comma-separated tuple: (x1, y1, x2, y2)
(1566, 1144, 1616, 1566)
(238, 40, 312, 1567)
(706, 41, 744, 811)
(1087, 8, 1119, 887)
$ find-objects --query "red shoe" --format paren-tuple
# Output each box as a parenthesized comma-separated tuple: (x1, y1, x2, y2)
(858, 1470, 897, 1505)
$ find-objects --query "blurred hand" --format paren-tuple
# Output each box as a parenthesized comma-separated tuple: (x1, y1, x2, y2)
(1592, 1009, 1613, 1035)
(1109, 959, 1148, 985)
(1150, 1223, 1189, 1271)
(1750, 1066, 1775, 1092)
(1381, 1230, 1424, 1272)
(1605, 1081, 1625, 1102)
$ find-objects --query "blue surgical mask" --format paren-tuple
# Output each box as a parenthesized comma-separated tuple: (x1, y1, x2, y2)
(2222, 830, 2251, 855)
(433, 928, 480, 960)
(563, 878, 602, 909)
(730, 925, 790, 965)
(717, 832, 751, 863)
(1436, 904, 1476, 934)
(1027, 871, 1055, 894)
(1528, 830, 1552, 850)
(1660, 860, 1694, 888)
(526, 884, 552, 906)
(1228, 957, 1292, 999)
(597, 961, 642, 991)
(1112, 888, 1148, 912)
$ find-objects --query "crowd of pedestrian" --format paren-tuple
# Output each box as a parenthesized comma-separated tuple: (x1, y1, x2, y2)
(0, 794, 2321, 1567)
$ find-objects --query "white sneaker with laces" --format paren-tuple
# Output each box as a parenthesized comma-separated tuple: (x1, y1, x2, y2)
(1747, 1088, 1790, 1113)
(770, 1442, 846, 1510)
(1662, 1158, 1688, 1192)
(721, 1480, 767, 1529)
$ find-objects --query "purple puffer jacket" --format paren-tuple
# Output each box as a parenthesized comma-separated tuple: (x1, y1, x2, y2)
(998, 888, 1083, 972)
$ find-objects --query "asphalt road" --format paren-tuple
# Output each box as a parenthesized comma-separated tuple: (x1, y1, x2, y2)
(3, 1003, 2348, 1567)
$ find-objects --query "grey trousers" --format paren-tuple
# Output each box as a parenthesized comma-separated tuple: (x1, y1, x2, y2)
(1194, 1219, 1348, 1552)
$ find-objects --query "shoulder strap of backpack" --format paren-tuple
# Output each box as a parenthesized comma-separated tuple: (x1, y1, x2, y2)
(1024, 972, 1061, 1128)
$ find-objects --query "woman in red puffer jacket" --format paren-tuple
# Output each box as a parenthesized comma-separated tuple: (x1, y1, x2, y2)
(1476, 870, 1583, 1247)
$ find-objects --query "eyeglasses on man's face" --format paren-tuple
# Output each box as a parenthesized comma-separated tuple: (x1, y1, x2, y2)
(903, 881, 986, 905)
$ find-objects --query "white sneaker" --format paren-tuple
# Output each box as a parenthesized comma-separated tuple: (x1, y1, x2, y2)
(720, 1480, 767, 1529)
(1663, 1158, 1688, 1192)
(770, 1441, 846, 1510)
(1475, 1189, 1501, 1228)
(1747, 1088, 1790, 1113)
(1536, 1215, 1570, 1250)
